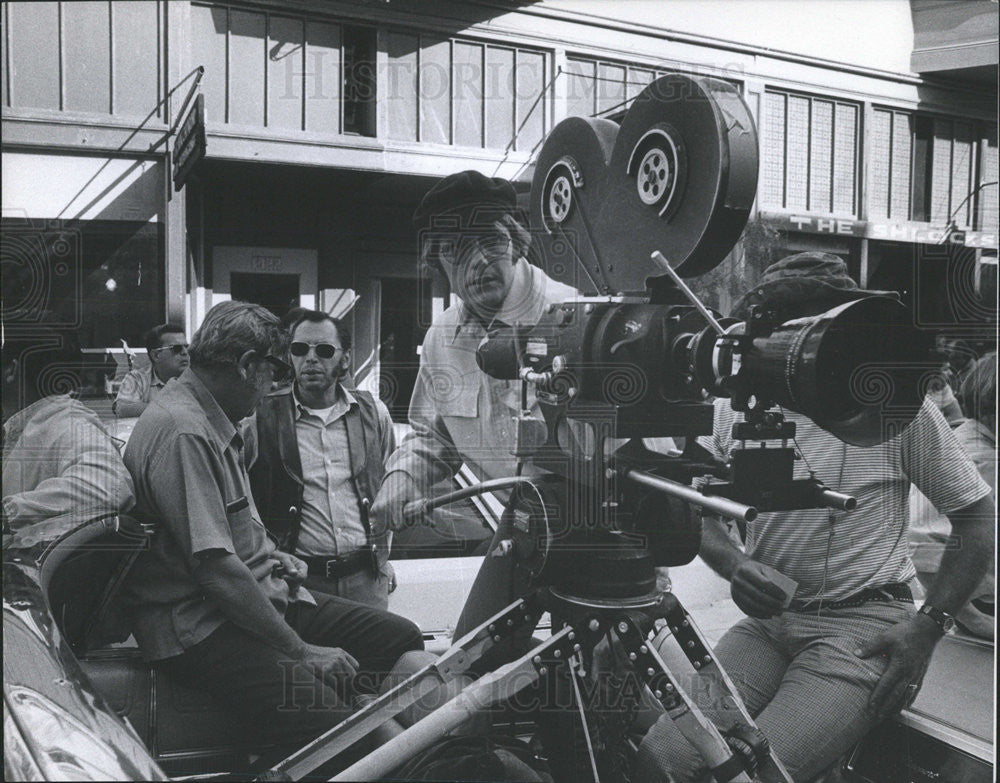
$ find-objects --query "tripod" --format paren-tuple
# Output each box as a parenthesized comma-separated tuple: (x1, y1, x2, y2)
(267, 581, 793, 783)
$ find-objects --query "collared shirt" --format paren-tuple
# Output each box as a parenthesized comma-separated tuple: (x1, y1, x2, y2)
(385, 259, 578, 491)
(2, 395, 135, 529)
(114, 365, 168, 412)
(698, 397, 991, 603)
(293, 384, 395, 557)
(122, 369, 305, 661)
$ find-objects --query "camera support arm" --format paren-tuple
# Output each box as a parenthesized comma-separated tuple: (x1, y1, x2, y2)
(623, 467, 757, 523)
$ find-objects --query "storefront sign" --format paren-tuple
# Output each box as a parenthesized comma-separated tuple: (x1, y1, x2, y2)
(173, 94, 205, 191)
(760, 211, 998, 249)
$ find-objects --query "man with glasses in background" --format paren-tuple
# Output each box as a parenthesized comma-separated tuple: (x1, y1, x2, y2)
(113, 323, 189, 417)
(249, 309, 397, 609)
(122, 301, 422, 751)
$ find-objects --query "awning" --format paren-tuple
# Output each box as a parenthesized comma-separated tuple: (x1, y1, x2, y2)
(910, 0, 999, 77)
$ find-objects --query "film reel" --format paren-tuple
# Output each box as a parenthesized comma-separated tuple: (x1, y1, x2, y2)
(530, 74, 759, 296)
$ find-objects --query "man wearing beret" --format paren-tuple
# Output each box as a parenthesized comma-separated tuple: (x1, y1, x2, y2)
(371, 170, 577, 634)
(635, 253, 994, 782)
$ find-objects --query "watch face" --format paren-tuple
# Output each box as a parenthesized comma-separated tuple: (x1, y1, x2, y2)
(942, 617, 957, 633)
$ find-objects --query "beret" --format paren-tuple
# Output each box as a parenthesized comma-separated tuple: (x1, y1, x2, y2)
(731, 251, 897, 320)
(413, 170, 517, 231)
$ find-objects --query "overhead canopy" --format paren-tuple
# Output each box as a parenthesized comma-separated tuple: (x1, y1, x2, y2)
(910, 0, 999, 84)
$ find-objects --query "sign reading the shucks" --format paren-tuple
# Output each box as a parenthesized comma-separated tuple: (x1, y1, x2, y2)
(173, 94, 206, 192)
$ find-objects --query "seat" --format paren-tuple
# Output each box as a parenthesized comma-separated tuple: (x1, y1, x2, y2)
(42, 514, 269, 775)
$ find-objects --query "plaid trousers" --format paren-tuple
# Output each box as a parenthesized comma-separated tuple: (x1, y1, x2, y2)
(633, 599, 915, 782)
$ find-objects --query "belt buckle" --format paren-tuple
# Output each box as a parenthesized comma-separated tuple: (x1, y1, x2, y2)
(325, 558, 340, 579)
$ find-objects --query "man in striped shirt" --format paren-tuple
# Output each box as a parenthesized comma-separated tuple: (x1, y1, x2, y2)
(636, 254, 994, 783)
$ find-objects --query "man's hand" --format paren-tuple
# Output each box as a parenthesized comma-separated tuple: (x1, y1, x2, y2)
(855, 615, 940, 720)
(498, 214, 532, 258)
(730, 560, 788, 618)
(372, 472, 422, 532)
(272, 550, 308, 588)
(295, 642, 359, 690)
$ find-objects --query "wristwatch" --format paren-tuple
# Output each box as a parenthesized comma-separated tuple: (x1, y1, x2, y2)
(917, 604, 956, 634)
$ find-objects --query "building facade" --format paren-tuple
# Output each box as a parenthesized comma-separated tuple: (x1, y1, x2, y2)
(3, 0, 997, 414)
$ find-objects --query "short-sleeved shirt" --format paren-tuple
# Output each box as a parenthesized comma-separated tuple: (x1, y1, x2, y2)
(2, 395, 135, 528)
(910, 417, 996, 572)
(114, 365, 168, 412)
(698, 396, 991, 602)
(122, 369, 299, 661)
(385, 259, 578, 491)
(294, 385, 396, 557)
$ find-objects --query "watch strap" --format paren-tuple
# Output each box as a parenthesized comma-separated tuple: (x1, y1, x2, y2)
(917, 604, 953, 632)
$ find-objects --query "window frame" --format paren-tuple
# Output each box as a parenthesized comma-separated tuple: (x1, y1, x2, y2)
(761, 87, 862, 218)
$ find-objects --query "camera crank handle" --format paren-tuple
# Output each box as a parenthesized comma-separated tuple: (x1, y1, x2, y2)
(650, 251, 726, 336)
(401, 477, 539, 528)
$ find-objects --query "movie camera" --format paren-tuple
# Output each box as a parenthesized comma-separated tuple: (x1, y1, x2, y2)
(463, 74, 927, 604)
(267, 74, 929, 783)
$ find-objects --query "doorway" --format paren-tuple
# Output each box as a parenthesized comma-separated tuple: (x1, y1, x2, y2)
(231, 272, 300, 319)
(379, 277, 430, 419)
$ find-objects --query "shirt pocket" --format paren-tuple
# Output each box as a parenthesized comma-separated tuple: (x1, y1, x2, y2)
(435, 371, 480, 419)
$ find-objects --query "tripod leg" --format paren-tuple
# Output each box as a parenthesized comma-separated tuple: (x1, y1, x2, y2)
(613, 618, 754, 783)
(332, 626, 577, 782)
(270, 597, 542, 779)
(660, 597, 794, 783)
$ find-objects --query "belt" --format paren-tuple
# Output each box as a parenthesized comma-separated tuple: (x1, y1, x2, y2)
(789, 582, 913, 612)
(301, 549, 374, 580)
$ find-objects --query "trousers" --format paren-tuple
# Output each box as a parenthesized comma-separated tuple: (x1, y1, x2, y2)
(302, 567, 390, 611)
(633, 599, 914, 783)
(155, 591, 424, 748)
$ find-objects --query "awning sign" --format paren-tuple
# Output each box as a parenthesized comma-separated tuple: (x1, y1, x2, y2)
(173, 94, 206, 192)
(760, 211, 998, 250)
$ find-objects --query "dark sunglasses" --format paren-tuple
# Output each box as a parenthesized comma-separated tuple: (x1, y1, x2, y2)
(153, 343, 189, 356)
(264, 355, 293, 382)
(290, 341, 341, 359)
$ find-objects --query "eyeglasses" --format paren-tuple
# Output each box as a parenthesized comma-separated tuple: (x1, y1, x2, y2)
(425, 231, 512, 268)
(264, 355, 293, 383)
(290, 341, 342, 359)
(153, 344, 189, 356)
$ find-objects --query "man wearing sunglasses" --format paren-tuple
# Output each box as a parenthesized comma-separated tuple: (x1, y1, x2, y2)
(122, 301, 423, 750)
(249, 309, 397, 609)
(113, 323, 189, 417)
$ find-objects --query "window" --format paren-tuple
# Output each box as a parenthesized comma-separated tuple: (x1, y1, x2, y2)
(564, 57, 675, 120)
(762, 90, 859, 215)
(868, 109, 913, 222)
(1, 218, 165, 350)
(914, 116, 980, 226)
(977, 126, 998, 232)
(385, 32, 548, 152)
(342, 25, 376, 136)
(190, 4, 376, 137)
(870, 110, 996, 229)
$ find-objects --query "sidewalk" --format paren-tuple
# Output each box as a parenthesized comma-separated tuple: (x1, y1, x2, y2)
(667, 557, 745, 647)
